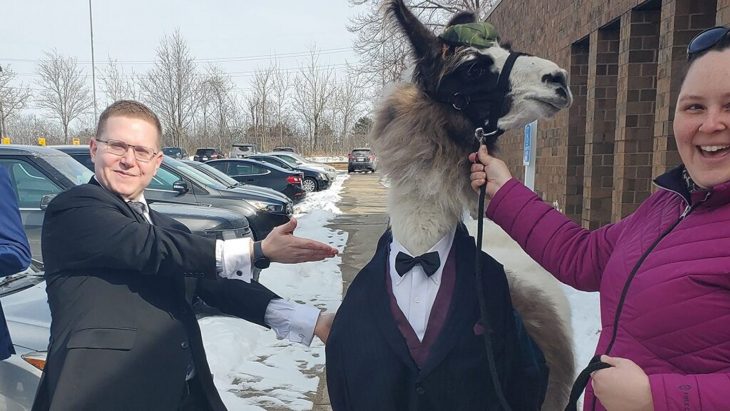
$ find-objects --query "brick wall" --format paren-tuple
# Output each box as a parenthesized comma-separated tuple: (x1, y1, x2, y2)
(486, 0, 722, 225)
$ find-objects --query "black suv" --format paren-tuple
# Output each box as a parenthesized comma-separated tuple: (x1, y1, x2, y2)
(3, 145, 252, 261)
(162, 146, 188, 159)
(193, 148, 224, 162)
(348, 148, 377, 173)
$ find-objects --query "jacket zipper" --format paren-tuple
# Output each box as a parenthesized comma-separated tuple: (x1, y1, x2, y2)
(591, 190, 710, 410)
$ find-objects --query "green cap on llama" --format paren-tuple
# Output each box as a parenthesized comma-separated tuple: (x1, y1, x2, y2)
(438, 22, 500, 48)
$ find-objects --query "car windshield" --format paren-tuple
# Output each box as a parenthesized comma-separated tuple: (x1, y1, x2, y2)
(352, 150, 372, 157)
(195, 149, 216, 155)
(0, 260, 45, 297)
(255, 156, 294, 171)
(45, 153, 94, 185)
(163, 148, 181, 155)
(273, 153, 303, 165)
(185, 161, 240, 188)
(165, 157, 228, 190)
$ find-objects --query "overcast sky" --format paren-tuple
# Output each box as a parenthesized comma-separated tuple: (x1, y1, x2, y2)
(1, 1, 361, 99)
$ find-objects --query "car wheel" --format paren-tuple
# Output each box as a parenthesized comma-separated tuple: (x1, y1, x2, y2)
(302, 177, 318, 192)
(348, 168, 353, 173)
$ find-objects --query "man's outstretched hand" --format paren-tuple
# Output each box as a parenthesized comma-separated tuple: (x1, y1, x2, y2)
(261, 218, 338, 264)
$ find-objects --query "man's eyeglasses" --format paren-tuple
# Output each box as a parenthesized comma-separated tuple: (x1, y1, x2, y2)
(687, 26, 730, 60)
(96, 138, 159, 162)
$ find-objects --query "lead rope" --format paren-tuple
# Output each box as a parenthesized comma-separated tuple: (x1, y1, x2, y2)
(474, 128, 512, 411)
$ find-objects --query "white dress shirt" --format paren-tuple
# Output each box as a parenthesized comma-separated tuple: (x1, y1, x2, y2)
(389, 227, 456, 341)
(127, 194, 319, 346)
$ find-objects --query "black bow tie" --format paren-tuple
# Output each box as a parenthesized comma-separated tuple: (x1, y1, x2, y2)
(128, 201, 147, 216)
(395, 251, 441, 277)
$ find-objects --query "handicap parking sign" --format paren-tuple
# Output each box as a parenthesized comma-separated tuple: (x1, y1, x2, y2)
(523, 121, 536, 166)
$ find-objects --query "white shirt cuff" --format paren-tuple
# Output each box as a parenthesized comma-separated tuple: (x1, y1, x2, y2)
(264, 299, 320, 346)
(217, 238, 253, 282)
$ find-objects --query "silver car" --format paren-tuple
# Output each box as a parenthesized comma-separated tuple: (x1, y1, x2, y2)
(0, 262, 47, 410)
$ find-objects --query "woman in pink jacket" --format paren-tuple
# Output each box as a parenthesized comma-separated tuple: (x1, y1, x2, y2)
(470, 27, 730, 411)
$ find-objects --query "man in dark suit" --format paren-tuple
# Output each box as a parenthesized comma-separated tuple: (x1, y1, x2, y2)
(34, 100, 338, 411)
(325, 224, 547, 411)
(0, 165, 32, 361)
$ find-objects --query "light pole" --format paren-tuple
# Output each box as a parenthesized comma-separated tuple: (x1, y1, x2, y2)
(88, 0, 98, 120)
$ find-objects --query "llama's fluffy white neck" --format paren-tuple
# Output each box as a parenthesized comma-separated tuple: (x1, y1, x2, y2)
(388, 180, 466, 256)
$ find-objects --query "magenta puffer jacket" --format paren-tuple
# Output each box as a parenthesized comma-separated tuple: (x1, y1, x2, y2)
(486, 167, 730, 411)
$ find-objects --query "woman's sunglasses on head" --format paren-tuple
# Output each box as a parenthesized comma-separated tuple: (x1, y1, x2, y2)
(687, 26, 730, 59)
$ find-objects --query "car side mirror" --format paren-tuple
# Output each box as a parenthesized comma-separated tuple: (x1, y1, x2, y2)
(40, 194, 56, 210)
(172, 180, 189, 194)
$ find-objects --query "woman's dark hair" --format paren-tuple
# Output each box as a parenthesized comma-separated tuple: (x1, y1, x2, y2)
(681, 29, 730, 83)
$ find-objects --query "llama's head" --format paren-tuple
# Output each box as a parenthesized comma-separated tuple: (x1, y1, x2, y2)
(387, 0, 572, 150)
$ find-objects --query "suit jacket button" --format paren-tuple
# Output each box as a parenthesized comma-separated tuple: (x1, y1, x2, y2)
(181, 341, 189, 349)
(415, 385, 425, 395)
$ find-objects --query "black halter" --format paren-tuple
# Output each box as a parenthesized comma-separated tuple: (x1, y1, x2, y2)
(437, 51, 525, 146)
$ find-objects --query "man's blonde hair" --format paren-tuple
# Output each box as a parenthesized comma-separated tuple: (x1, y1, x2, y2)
(96, 100, 163, 147)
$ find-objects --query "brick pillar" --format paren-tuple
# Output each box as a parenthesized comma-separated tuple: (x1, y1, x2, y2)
(566, 41, 588, 224)
(613, 9, 661, 220)
(718, 0, 730, 23)
(583, 27, 619, 229)
(655, 0, 718, 179)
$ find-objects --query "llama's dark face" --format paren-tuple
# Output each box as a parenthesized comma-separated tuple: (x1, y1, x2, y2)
(436, 44, 572, 130)
(388, 0, 572, 145)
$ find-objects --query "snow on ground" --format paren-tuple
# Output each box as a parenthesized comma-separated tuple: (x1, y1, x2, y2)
(199, 173, 349, 411)
(306, 156, 347, 163)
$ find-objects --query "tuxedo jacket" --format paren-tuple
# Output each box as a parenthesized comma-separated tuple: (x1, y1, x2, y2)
(326, 224, 546, 411)
(33, 181, 278, 411)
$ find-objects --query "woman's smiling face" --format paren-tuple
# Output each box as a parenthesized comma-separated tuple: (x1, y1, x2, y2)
(674, 48, 730, 189)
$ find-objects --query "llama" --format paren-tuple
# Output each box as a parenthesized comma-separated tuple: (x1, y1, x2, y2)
(327, 1, 576, 410)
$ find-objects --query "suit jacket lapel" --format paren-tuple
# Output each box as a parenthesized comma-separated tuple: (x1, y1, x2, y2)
(419, 224, 478, 377)
(364, 229, 419, 372)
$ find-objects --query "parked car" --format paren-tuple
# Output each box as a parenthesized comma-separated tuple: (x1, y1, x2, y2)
(348, 147, 377, 173)
(268, 152, 338, 181)
(206, 158, 306, 203)
(229, 143, 257, 158)
(182, 160, 293, 212)
(193, 147, 225, 162)
(162, 146, 188, 159)
(0, 261, 46, 410)
(272, 146, 295, 152)
(3, 145, 253, 261)
(53, 145, 290, 240)
(248, 154, 330, 193)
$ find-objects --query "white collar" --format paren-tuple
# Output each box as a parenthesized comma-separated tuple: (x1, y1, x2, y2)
(389, 226, 456, 286)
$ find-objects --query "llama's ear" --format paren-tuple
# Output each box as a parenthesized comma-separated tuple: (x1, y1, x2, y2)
(387, 0, 440, 60)
(446, 11, 476, 27)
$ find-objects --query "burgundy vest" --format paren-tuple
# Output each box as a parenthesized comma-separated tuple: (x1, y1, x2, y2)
(384, 246, 456, 368)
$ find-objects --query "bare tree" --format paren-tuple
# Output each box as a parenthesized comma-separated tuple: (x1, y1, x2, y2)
(7, 113, 63, 145)
(333, 70, 367, 146)
(140, 29, 200, 147)
(246, 65, 276, 149)
(198, 66, 237, 150)
(36, 50, 93, 143)
(349, 0, 496, 88)
(271, 65, 291, 146)
(292, 48, 336, 152)
(99, 59, 138, 105)
(0, 65, 32, 139)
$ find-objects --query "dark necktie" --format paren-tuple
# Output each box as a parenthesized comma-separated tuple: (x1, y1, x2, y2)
(395, 251, 441, 277)
(128, 201, 147, 218)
